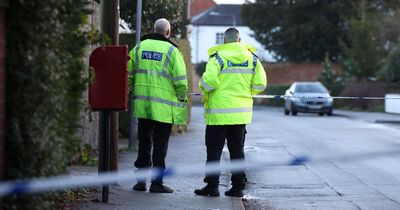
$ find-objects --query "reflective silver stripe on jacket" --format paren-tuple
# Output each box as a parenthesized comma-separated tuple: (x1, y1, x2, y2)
(133, 69, 186, 81)
(220, 68, 255, 74)
(173, 75, 187, 81)
(205, 107, 252, 114)
(135, 42, 141, 69)
(215, 54, 224, 70)
(252, 85, 266, 90)
(134, 95, 185, 108)
(252, 54, 258, 72)
(200, 77, 214, 91)
(163, 46, 176, 70)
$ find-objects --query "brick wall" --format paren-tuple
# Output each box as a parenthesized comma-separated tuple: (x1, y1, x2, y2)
(0, 7, 6, 182)
(190, 62, 341, 94)
(337, 82, 400, 109)
(263, 62, 341, 84)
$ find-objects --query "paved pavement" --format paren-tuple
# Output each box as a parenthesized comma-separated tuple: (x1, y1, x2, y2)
(71, 105, 399, 210)
(71, 105, 244, 210)
(334, 109, 400, 124)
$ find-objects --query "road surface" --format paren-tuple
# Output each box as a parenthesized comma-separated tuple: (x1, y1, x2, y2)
(243, 106, 400, 210)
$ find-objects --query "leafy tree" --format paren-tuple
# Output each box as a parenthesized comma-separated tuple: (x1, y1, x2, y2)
(341, 0, 381, 81)
(318, 54, 345, 96)
(242, 0, 353, 62)
(382, 47, 400, 82)
(367, 0, 400, 14)
(375, 9, 400, 58)
(120, 0, 187, 38)
(242, 0, 400, 62)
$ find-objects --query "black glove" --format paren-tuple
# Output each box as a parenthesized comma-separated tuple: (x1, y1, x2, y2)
(178, 95, 187, 103)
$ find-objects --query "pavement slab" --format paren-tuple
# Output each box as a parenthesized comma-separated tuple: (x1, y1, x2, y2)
(71, 105, 244, 210)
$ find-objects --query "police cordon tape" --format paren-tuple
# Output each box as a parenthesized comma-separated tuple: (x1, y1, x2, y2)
(1, 149, 400, 197)
(1, 94, 399, 198)
(188, 93, 400, 100)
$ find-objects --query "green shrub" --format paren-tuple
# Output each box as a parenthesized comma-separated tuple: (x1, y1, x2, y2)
(261, 84, 291, 106)
(318, 54, 346, 96)
(4, 1, 90, 209)
(71, 144, 98, 166)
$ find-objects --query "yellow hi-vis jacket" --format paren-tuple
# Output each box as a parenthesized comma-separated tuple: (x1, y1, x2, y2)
(199, 42, 267, 125)
(128, 34, 188, 125)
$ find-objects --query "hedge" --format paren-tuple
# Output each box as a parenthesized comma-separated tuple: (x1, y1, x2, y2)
(4, 1, 90, 209)
(255, 84, 291, 106)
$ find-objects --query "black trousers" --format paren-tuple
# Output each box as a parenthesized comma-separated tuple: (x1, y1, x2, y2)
(134, 118, 172, 184)
(204, 124, 246, 190)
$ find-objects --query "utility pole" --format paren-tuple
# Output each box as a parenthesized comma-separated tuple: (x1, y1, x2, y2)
(182, 0, 190, 39)
(187, 0, 191, 19)
(109, 0, 119, 174)
(99, 0, 119, 203)
(135, 0, 142, 43)
(128, 0, 142, 149)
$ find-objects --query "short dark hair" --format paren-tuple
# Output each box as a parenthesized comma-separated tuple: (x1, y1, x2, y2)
(224, 28, 240, 43)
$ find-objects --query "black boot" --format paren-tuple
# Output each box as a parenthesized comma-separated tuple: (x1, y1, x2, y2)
(194, 186, 220, 197)
(132, 181, 146, 191)
(225, 187, 243, 197)
(149, 183, 174, 193)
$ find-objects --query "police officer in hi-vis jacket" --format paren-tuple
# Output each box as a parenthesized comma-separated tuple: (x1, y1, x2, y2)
(128, 18, 188, 193)
(195, 27, 267, 197)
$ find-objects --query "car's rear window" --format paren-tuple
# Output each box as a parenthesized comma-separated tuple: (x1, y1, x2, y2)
(295, 84, 327, 93)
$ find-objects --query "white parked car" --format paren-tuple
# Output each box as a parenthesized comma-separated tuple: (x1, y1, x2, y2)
(284, 82, 333, 116)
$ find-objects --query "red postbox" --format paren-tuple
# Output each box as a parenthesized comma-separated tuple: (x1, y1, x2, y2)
(89, 45, 129, 111)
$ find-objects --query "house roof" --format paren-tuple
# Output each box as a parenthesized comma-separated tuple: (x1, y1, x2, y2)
(190, 0, 217, 17)
(191, 4, 244, 26)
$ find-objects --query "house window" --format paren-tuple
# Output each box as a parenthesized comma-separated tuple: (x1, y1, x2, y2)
(216, 33, 224, 45)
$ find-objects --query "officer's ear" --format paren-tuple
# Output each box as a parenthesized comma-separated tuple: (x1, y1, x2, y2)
(165, 29, 171, 38)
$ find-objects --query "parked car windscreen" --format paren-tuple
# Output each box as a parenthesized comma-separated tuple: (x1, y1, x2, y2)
(294, 84, 327, 93)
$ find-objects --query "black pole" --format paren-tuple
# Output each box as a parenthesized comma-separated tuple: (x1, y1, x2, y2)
(99, 111, 110, 202)
(99, 0, 119, 203)
(109, 0, 120, 172)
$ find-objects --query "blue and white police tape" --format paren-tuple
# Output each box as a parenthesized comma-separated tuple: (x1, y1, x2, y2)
(188, 93, 400, 100)
(1, 149, 400, 197)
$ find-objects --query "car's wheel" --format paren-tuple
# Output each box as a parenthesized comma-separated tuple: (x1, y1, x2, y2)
(327, 110, 333, 116)
(318, 112, 324, 116)
(291, 104, 297, 116)
(284, 109, 290, 115)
